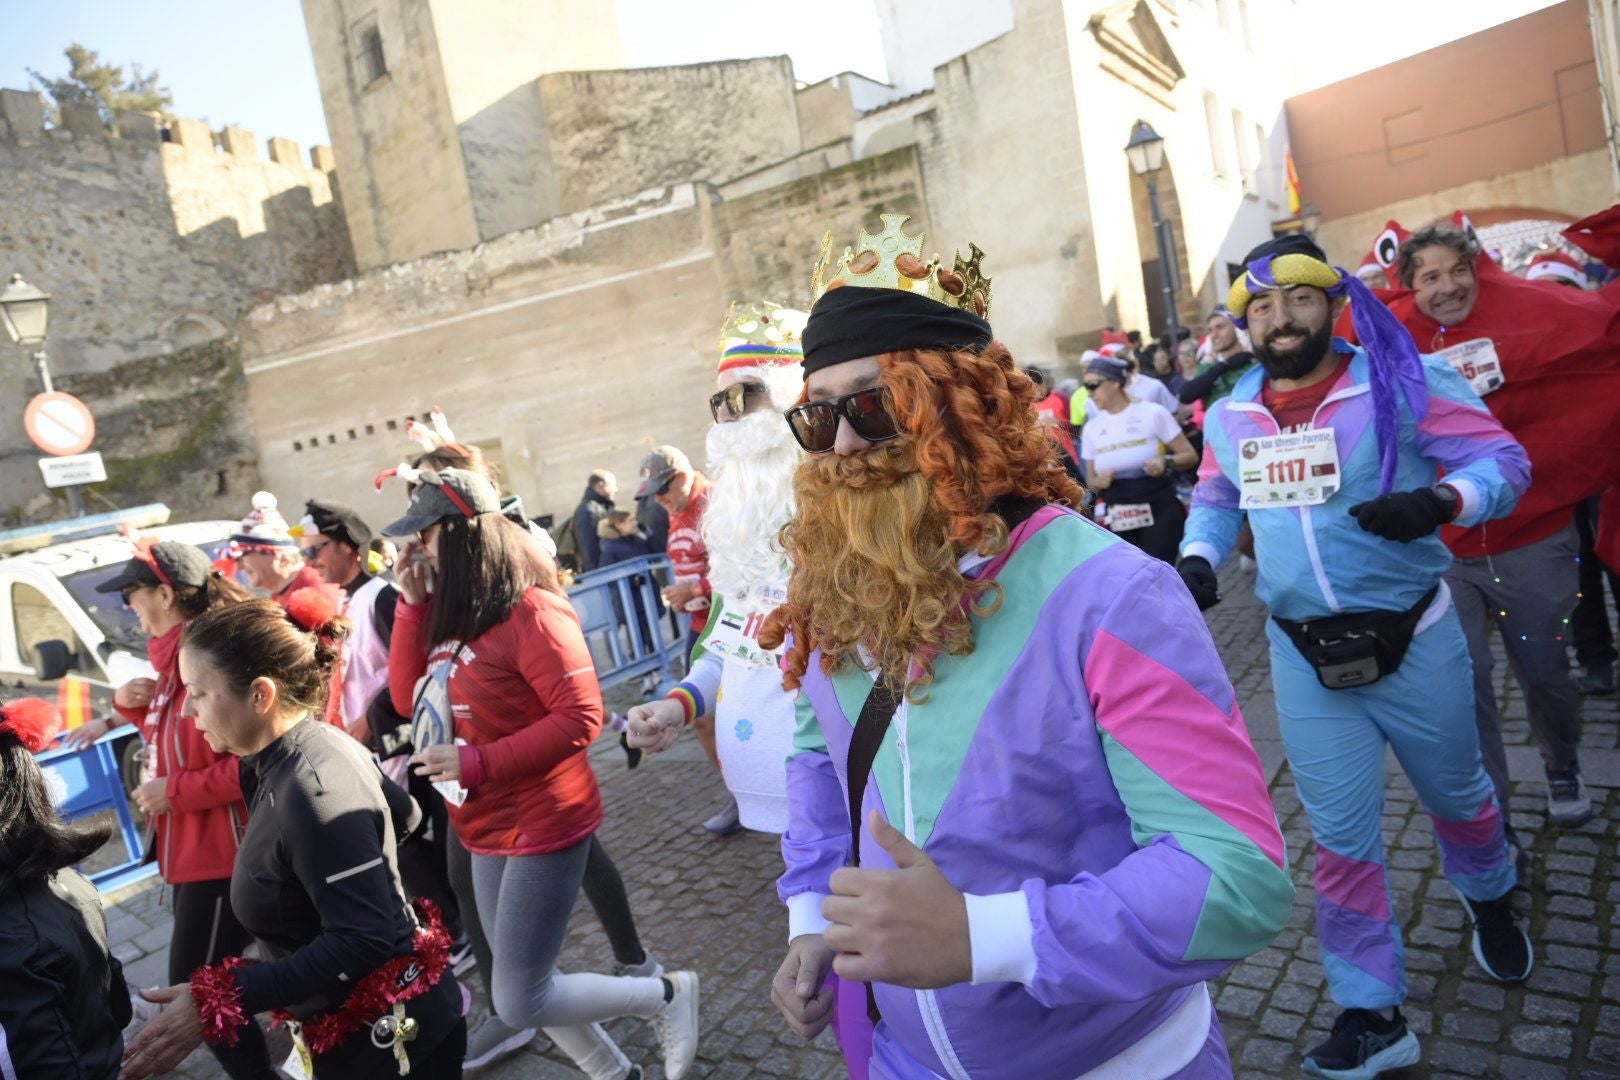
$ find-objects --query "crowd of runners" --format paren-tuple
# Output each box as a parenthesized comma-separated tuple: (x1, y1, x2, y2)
(3, 202, 1619, 1080)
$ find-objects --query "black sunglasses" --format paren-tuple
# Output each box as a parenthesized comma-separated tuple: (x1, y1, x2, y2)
(784, 385, 900, 454)
(709, 381, 769, 424)
(301, 540, 333, 562)
(118, 583, 149, 603)
(1081, 381, 1105, 392)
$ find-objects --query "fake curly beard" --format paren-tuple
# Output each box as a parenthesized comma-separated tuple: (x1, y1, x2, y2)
(767, 441, 998, 700)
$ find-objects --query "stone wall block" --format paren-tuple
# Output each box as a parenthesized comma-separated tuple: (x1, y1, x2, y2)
(115, 110, 164, 141)
(268, 137, 302, 166)
(0, 88, 46, 144)
(310, 145, 336, 171)
(220, 125, 258, 159)
(60, 103, 105, 139)
(167, 117, 213, 151)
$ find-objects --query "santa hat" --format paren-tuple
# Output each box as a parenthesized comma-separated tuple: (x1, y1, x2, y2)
(1098, 330, 1131, 356)
(229, 491, 296, 555)
(1358, 220, 1410, 277)
(1526, 250, 1589, 289)
(716, 302, 807, 412)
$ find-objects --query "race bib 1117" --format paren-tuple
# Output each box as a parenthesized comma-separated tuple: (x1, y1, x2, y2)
(1238, 428, 1341, 509)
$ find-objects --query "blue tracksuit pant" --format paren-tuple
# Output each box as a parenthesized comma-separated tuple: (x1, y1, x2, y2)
(1268, 602, 1514, 1009)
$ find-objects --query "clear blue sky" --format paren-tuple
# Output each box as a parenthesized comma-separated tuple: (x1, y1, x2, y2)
(0, 1, 888, 156)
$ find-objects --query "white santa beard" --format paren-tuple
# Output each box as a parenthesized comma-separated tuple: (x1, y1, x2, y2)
(703, 409, 801, 603)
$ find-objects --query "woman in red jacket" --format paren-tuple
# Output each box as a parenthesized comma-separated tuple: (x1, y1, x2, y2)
(383, 468, 701, 1080)
(76, 539, 271, 1079)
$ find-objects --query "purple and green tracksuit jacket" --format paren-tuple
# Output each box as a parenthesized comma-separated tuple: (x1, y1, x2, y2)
(779, 506, 1294, 1078)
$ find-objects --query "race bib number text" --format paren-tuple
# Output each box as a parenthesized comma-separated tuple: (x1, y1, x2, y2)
(1238, 428, 1341, 509)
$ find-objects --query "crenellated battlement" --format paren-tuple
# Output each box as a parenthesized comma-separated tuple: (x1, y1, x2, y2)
(0, 86, 335, 174)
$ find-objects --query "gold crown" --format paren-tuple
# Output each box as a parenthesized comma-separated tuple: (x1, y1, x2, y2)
(716, 301, 806, 353)
(811, 213, 991, 318)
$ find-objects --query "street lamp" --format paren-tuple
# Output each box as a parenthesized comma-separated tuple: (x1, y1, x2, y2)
(2, 273, 83, 514)
(1125, 120, 1182, 348)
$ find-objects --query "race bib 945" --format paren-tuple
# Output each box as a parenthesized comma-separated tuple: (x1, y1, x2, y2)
(1435, 338, 1505, 397)
(1238, 429, 1341, 509)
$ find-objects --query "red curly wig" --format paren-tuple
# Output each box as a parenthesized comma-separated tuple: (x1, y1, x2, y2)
(762, 341, 1085, 697)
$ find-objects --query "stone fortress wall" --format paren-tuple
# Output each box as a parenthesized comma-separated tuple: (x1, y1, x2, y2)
(0, 89, 353, 522)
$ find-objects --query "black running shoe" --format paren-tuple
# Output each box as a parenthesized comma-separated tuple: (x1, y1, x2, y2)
(1458, 888, 1534, 982)
(620, 730, 643, 771)
(1303, 1007, 1420, 1079)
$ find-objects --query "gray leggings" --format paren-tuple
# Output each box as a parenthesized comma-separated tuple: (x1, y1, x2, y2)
(471, 836, 666, 1077)
(447, 829, 645, 1012)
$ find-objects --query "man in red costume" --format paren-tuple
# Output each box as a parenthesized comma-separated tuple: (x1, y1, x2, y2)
(1386, 219, 1620, 837)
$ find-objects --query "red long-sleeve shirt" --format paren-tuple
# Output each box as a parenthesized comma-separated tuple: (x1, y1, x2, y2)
(388, 587, 604, 855)
(114, 624, 246, 883)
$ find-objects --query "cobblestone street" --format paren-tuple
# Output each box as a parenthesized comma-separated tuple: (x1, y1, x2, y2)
(105, 563, 1620, 1079)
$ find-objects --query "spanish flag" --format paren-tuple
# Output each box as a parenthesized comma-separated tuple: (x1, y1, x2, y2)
(57, 675, 93, 730)
(1284, 147, 1302, 215)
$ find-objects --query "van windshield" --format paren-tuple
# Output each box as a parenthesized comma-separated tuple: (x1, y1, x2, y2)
(60, 539, 234, 653)
(62, 566, 148, 652)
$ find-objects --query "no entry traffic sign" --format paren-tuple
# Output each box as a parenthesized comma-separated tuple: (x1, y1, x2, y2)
(24, 391, 95, 457)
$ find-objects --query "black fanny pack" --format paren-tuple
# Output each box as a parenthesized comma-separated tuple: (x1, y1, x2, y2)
(1272, 585, 1438, 691)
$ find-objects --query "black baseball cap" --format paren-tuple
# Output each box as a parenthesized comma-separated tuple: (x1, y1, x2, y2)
(95, 540, 213, 593)
(293, 499, 373, 552)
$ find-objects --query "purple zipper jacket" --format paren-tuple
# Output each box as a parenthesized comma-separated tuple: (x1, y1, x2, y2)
(780, 507, 1293, 1078)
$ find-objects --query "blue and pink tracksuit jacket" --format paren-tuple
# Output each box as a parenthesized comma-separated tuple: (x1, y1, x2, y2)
(1181, 340, 1530, 1010)
(1180, 341, 1529, 619)
(779, 505, 1295, 1078)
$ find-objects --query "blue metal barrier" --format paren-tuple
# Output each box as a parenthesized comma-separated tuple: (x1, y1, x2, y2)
(568, 554, 689, 693)
(37, 726, 156, 894)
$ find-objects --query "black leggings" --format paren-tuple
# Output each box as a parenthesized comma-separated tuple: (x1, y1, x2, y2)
(445, 830, 645, 1007)
(1109, 489, 1186, 565)
(168, 878, 277, 1080)
(395, 770, 466, 943)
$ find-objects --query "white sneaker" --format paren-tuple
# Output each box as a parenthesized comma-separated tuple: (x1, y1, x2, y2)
(613, 952, 665, 979)
(1546, 769, 1593, 828)
(649, 970, 700, 1080)
(702, 796, 741, 836)
(464, 1011, 537, 1070)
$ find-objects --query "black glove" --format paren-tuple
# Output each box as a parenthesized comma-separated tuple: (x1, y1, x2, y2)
(1347, 487, 1452, 543)
(1177, 555, 1221, 611)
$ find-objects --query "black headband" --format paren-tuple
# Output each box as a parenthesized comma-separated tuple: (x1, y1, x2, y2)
(800, 286, 993, 376)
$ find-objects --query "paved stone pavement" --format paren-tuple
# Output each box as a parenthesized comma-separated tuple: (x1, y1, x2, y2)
(103, 561, 1620, 1078)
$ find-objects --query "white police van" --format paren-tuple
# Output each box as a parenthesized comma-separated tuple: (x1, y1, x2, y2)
(0, 506, 235, 793)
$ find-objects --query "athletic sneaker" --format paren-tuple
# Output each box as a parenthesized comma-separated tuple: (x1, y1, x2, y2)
(463, 1011, 537, 1071)
(449, 933, 476, 976)
(1302, 1007, 1420, 1078)
(1546, 768, 1593, 828)
(1457, 888, 1534, 982)
(620, 731, 643, 771)
(613, 952, 665, 979)
(650, 970, 701, 1080)
(1577, 663, 1616, 695)
(702, 795, 742, 836)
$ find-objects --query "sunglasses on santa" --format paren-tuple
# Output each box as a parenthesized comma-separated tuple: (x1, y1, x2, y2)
(709, 381, 770, 424)
(783, 385, 901, 454)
